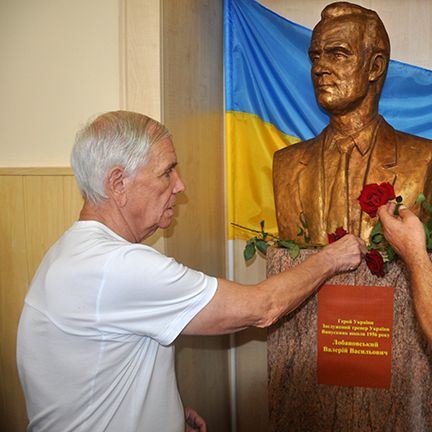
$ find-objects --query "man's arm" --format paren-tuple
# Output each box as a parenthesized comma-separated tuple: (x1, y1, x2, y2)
(183, 234, 366, 335)
(378, 203, 432, 342)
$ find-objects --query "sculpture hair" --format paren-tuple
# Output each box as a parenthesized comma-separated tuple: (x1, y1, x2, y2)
(71, 111, 171, 203)
(319, 2, 390, 60)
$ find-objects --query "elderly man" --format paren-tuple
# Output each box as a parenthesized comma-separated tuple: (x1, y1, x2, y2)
(17, 111, 365, 432)
(378, 203, 432, 342)
(273, 1, 432, 244)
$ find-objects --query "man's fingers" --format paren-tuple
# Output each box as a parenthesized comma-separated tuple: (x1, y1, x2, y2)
(396, 204, 412, 220)
(358, 238, 368, 255)
(377, 202, 393, 220)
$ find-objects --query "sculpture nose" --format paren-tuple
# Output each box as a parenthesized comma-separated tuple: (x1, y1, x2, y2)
(312, 57, 330, 76)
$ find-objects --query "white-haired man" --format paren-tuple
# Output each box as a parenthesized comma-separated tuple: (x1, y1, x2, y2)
(17, 111, 365, 431)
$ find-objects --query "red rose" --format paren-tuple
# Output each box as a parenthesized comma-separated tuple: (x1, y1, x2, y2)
(358, 182, 396, 217)
(327, 227, 348, 244)
(365, 249, 385, 277)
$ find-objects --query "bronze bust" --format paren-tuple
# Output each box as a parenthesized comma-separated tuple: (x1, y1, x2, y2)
(273, 1, 432, 244)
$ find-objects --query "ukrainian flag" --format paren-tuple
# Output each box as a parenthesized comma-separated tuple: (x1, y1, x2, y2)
(225, 0, 432, 240)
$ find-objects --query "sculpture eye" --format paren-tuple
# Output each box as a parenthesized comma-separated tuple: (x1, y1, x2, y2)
(328, 47, 350, 60)
(309, 51, 320, 62)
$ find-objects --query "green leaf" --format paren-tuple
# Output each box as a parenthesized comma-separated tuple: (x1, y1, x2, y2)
(288, 244, 300, 259)
(416, 193, 426, 204)
(396, 195, 403, 203)
(256, 239, 268, 255)
(424, 224, 432, 250)
(244, 243, 256, 261)
(386, 245, 396, 262)
(417, 194, 432, 214)
(296, 227, 304, 236)
(369, 221, 383, 244)
(278, 239, 296, 249)
(371, 233, 384, 244)
(277, 239, 300, 259)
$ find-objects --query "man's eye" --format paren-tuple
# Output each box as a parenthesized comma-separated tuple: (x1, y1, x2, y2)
(331, 50, 349, 60)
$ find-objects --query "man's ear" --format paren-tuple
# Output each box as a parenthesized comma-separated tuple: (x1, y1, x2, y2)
(106, 166, 128, 207)
(369, 53, 387, 82)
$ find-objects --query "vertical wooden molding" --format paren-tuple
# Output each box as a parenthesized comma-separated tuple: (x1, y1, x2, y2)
(124, 0, 162, 121)
(161, 2, 229, 431)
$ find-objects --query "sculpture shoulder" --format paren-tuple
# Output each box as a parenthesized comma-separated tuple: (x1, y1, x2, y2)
(393, 128, 432, 158)
(273, 136, 321, 166)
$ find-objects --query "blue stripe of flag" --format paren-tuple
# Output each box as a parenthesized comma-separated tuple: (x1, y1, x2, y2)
(224, 0, 432, 140)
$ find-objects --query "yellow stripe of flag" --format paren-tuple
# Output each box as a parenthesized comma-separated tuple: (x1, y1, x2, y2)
(226, 111, 299, 240)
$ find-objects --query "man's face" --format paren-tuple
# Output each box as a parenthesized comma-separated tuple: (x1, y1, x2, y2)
(123, 137, 185, 241)
(309, 18, 371, 115)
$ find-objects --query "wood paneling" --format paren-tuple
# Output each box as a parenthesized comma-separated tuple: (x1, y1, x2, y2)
(232, 241, 269, 432)
(0, 176, 28, 431)
(161, 1, 229, 430)
(23, 176, 67, 277)
(124, 0, 166, 253)
(0, 171, 83, 431)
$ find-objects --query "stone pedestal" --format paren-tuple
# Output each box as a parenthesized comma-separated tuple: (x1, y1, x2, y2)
(267, 248, 432, 432)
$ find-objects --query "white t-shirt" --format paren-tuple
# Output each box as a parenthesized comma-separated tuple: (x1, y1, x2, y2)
(17, 221, 217, 432)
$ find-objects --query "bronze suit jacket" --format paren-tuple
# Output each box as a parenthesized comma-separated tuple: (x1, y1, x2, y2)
(273, 118, 432, 244)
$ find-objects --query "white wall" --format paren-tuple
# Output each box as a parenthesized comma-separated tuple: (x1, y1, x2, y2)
(0, 0, 122, 167)
(259, 0, 432, 68)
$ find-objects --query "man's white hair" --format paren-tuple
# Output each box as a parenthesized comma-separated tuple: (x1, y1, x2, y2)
(71, 111, 171, 203)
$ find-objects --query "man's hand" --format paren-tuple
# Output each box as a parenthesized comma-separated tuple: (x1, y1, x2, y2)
(377, 203, 426, 266)
(185, 406, 207, 432)
(320, 233, 367, 274)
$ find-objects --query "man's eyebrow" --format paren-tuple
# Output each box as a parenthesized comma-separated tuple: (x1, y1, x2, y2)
(159, 161, 178, 176)
(324, 41, 352, 51)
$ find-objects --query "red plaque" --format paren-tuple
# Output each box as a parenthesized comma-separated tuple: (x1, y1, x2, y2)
(317, 284, 394, 388)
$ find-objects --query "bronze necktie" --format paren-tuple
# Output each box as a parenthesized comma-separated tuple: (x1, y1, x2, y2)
(328, 136, 355, 231)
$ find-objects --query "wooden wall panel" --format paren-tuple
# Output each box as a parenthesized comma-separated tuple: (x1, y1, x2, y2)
(124, 0, 166, 254)
(63, 176, 85, 228)
(232, 241, 269, 432)
(161, 1, 229, 430)
(0, 170, 83, 431)
(0, 176, 28, 431)
(23, 176, 67, 277)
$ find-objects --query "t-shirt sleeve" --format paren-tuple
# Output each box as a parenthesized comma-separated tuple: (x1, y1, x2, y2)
(97, 245, 218, 345)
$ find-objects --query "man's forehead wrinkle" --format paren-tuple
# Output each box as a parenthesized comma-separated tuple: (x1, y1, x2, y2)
(312, 21, 363, 52)
(148, 141, 177, 167)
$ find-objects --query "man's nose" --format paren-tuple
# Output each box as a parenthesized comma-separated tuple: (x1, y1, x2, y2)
(173, 170, 186, 193)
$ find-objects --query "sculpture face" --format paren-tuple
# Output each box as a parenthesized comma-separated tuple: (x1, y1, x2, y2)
(309, 18, 371, 115)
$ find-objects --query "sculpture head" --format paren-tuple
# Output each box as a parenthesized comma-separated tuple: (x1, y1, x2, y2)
(309, 2, 390, 117)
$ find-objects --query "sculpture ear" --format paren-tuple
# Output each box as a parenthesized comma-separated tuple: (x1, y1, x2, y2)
(106, 166, 127, 207)
(369, 53, 387, 82)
